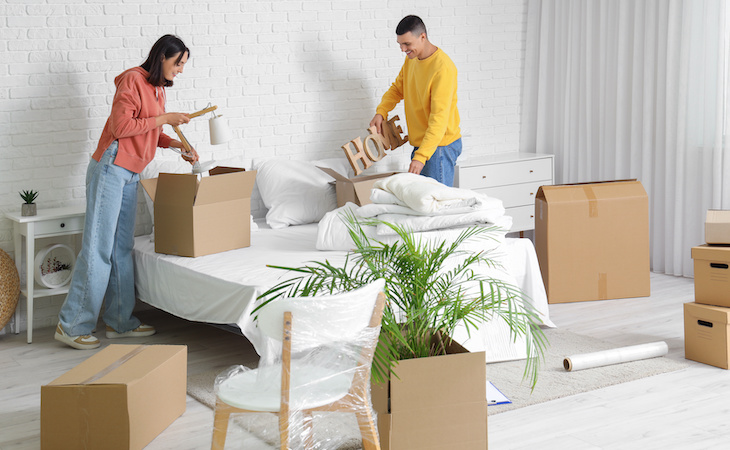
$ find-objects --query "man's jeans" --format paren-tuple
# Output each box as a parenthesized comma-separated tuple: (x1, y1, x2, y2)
(412, 137, 462, 187)
(58, 141, 141, 336)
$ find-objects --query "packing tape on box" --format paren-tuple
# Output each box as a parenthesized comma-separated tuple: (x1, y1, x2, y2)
(583, 186, 599, 217)
(80, 345, 148, 384)
(563, 341, 668, 372)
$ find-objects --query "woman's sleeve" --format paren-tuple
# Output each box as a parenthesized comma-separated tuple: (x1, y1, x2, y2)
(158, 132, 172, 148)
(109, 76, 158, 139)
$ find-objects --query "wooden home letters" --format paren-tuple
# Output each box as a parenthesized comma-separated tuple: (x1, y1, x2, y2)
(342, 116, 408, 175)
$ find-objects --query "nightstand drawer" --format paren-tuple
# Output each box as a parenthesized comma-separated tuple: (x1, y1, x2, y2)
(477, 181, 545, 208)
(34, 216, 85, 236)
(458, 157, 552, 189)
(506, 205, 536, 233)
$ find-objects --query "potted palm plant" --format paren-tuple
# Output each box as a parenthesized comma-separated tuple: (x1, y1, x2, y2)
(257, 213, 547, 448)
(20, 190, 38, 216)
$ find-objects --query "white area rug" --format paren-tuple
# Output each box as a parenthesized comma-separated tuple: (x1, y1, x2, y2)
(188, 329, 689, 448)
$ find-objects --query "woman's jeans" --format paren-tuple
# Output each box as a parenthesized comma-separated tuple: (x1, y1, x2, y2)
(58, 141, 141, 336)
(412, 137, 462, 187)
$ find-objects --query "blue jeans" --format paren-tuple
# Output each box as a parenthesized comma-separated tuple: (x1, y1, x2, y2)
(412, 138, 462, 187)
(58, 141, 141, 336)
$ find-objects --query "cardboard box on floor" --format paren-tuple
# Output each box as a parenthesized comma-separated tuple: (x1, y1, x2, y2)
(535, 179, 650, 303)
(318, 167, 399, 207)
(41, 345, 187, 450)
(141, 167, 256, 257)
(371, 341, 488, 450)
(684, 302, 730, 369)
(706, 210, 730, 245)
(692, 245, 730, 308)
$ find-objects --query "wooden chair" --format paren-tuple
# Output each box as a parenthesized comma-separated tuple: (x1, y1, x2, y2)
(211, 280, 386, 450)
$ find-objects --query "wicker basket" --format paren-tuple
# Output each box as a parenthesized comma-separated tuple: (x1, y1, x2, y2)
(0, 249, 20, 331)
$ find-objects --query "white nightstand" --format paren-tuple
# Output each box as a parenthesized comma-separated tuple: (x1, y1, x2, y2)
(455, 152, 554, 232)
(5, 205, 85, 343)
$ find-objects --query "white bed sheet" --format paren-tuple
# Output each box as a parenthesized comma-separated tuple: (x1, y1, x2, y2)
(133, 222, 554, 362)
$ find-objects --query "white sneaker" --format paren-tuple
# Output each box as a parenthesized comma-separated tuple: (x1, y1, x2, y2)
(105, 324, 156, 339)
(54, 324, 100, 350)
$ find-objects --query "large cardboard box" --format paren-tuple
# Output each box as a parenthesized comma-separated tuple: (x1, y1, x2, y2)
(684, 302, 730, 369)
(705, 210, 730, 245)
(318, 167, 399, 207)
(141, 167, 256, 257)
(371, 341, 488, 450)
(692, 245, 730, 307)
(535, 180, 650, 303)
(41, 345, 187, 450)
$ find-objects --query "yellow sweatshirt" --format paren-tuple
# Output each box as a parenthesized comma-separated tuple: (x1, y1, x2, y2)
(376, 48, 461, 164)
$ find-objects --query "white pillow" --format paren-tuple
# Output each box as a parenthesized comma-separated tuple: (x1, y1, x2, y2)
(254, 157, 352, 229)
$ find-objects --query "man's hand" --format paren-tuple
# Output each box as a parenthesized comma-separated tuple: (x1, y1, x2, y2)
(408, 160, 424, 175)
(369, 114, 384, 135)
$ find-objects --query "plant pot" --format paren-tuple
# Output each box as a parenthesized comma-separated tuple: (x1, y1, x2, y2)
(21, 203, 37, 216)
(371, 342, 488, 450)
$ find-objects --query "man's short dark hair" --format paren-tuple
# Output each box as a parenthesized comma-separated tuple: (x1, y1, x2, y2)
(396, 15, 427, 37)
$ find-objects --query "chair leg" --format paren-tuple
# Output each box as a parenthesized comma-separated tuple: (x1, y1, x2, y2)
(302, 412, 315, 449)
(212, 399, 232, 450)
(355, 408, 381, 450)
(279, 411, 289, 450)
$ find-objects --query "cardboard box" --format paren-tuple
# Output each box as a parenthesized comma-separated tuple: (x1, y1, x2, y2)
(706, 210, 730, 245)
(318, 167, 399, 207)
(41, 345, 187, 450)
(141, 167, 256, 257)
(535, 180, 650, 303)
(684, 302, 730, 369)
(371, 341, 488, 450)
(692, 245, 730, 307)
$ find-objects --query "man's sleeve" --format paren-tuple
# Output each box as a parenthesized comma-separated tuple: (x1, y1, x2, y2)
(375, 64, 405, 119)
(412, 67, 456, 164)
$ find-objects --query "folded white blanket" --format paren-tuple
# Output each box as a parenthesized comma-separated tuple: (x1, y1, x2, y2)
(316, 203, 511, 251)
(372, 172, 503, 214)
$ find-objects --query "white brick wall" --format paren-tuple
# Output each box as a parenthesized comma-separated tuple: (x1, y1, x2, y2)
(0, 0, 528, 333)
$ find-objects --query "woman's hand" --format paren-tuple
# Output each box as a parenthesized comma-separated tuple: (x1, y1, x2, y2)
(369, 114, 384, 135)
(156, 113, 190, 127)
(181, 146, 200, 164)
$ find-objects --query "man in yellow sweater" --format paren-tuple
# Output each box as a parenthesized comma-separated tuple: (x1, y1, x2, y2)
(370, 15, 461, 187)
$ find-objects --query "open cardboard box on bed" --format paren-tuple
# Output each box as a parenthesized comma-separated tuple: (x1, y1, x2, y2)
(318, 167, 399, 207)
(140, 167, 256, 257)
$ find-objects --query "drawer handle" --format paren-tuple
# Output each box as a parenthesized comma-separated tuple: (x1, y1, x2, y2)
(60, 223, 65, 228)
(529, 170, 534, 173)
(482, 175, 486, 179)
(530, 215, 534, 218)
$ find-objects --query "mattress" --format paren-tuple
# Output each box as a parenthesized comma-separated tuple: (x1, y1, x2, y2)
(133, 222, 553, 362)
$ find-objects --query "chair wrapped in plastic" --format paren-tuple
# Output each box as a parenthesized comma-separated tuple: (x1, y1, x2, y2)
(211, 279, 386, 450)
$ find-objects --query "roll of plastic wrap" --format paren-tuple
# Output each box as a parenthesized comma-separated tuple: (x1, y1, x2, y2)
(563, 341, 668, 372)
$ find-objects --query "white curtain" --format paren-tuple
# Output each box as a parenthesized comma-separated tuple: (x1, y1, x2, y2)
(521, 0, 730, 277)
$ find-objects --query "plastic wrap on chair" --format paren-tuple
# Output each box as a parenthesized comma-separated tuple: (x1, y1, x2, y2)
(211, 280, 385, 450)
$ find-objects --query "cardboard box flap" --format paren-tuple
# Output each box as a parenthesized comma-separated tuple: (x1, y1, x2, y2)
(155, 173, 197, 207)
(195, 170, 256, 206)
(390, 351, 486, 411)
(318, 166, 350, 183)
(706, 209, 730, 244)
(140, 178, 158, 202)
(208, 166, 246, 176)
(536, 179, 645, 204)
(692, 245, 730, 263)
(48, 345, 147, 386)
(685, 302, 730, 325)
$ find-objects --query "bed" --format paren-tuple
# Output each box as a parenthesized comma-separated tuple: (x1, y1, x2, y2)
(133, 156, 554, 363)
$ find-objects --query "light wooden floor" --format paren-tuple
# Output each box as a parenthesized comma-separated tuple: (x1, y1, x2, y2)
(1, 272, 728, 449)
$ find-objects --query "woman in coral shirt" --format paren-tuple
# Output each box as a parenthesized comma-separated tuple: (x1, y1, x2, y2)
(55, 35, 198, 349)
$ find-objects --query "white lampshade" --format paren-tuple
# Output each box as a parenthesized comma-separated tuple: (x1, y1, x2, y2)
(208, 115, 233, 145)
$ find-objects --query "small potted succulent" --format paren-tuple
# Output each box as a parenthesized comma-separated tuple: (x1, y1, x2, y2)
(20, 190, 38, 216)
